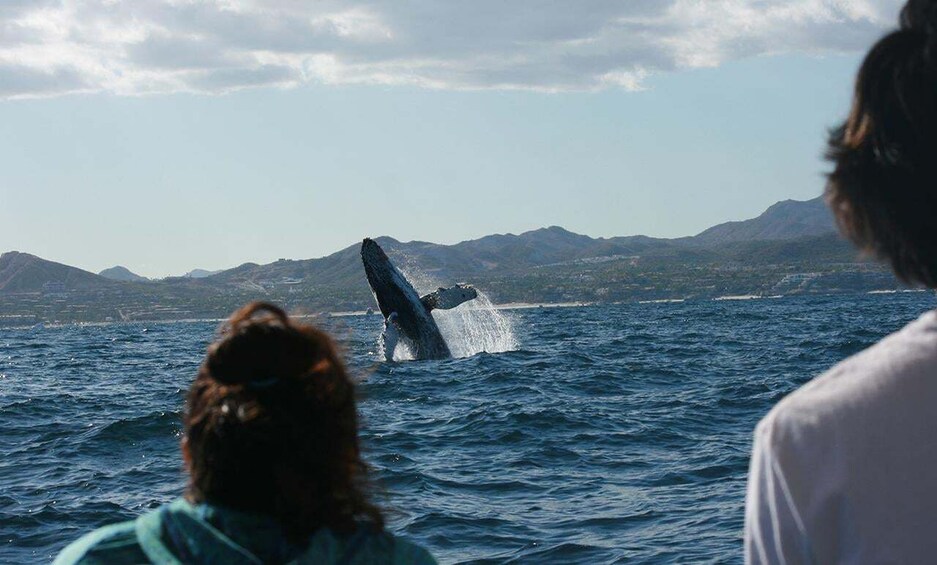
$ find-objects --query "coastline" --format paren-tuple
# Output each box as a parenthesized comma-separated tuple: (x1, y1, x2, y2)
(3, 291, 933, 330)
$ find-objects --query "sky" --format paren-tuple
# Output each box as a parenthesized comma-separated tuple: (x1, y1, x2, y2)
(0, 0, 906, 278)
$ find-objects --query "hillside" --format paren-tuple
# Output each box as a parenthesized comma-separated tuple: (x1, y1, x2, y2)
(99, 266, 148, 282)
(693, 197, 834, 244)
(205, 198, 835, 286)
(0, 252, 114, 293)
(182, 269, 221, 278)
(0, 197, 896, 325)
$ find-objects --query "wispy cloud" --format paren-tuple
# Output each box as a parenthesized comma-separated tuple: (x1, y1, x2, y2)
(0, 0, 903, 99)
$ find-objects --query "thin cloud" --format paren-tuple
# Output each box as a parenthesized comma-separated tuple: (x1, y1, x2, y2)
(0, 0, 903, 99)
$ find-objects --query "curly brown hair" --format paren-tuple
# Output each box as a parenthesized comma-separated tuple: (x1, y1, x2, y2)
(826, 0, 937, 287)
(182, 302, 384, 541)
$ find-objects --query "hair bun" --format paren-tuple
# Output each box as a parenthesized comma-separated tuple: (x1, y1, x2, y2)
(205, 302, 318, 388)
(901, 0, 937, 36)
(206, 330, 266, 386)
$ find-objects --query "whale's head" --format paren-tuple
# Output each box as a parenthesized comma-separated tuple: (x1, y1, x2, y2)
(434, 284, 478, 310)
(361, 237, 421, 320)
(361, 238, 389, 271)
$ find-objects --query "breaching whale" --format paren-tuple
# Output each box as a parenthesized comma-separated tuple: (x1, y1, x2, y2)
(361, 238, 477, 360)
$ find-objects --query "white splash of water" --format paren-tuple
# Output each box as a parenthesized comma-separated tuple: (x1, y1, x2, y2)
(380, 331, 416, 362)
(380, 256, 518, 359)
(432, 289, 519, 358)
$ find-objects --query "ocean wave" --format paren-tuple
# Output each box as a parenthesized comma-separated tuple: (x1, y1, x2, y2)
(3, 292, 935, 563)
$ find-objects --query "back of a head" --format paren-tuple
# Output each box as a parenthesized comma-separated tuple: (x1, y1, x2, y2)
(183, 302, 383, 541)
(827, 0, 937, 286)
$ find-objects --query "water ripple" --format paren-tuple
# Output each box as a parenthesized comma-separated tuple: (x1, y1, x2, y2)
(1, 293, 934, 563)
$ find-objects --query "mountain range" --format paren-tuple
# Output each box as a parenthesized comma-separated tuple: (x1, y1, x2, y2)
(99, 266, 148, 282)
(168, 197, 840, 286)
(692, 198, 835, 244)
(0, 197, 899, 325)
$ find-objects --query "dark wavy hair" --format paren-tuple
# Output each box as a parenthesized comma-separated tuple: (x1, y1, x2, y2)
(183, 302, 384, 541)
(826, 0, 937, 287)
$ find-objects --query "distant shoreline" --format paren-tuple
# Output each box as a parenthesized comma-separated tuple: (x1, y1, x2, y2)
(3, 291, 933, 330)
(324, 301, 593, 318)
(0, 301, 596, 330)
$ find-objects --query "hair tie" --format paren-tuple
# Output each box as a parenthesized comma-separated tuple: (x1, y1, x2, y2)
(246, 377, 280, 390)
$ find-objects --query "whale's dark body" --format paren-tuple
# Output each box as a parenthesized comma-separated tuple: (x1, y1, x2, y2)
(361, 238, 452, 360)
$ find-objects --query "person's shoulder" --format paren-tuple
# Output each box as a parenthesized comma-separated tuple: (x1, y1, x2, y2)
(758, 309, 937, 444)
(53, 520, 147, 565)
(350, 529, 437, 565)
(386, 534, 436, 564)
(303, 526, 436, 565)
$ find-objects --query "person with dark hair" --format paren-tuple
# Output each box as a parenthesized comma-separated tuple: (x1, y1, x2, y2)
(745, 1, 937, 563)
(54, 302, 436, 564)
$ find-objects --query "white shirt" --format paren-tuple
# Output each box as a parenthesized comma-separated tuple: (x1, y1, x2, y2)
(745, 310, 937, 564)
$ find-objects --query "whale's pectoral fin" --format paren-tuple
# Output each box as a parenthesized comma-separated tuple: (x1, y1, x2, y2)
(420, 284, 479, 311)
(382, 312, 399, 362)
(419, 289, 442, 311)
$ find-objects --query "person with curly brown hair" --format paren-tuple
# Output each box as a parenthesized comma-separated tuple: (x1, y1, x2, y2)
(55, 302, 436, 565)
(745, 1, 937, 563)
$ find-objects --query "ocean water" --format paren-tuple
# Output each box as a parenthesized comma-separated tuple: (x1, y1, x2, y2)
(2, 292, 935, 564)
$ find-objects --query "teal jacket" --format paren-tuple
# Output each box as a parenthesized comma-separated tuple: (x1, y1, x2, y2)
(54, 499, 436, 565)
